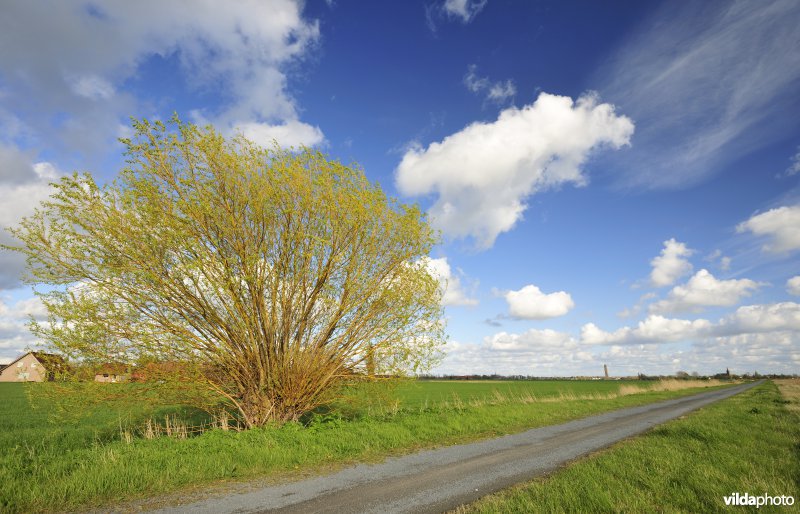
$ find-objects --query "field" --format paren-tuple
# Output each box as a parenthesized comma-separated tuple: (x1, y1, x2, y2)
(459, 380, 800, 513)
(0, 378, 732, 512)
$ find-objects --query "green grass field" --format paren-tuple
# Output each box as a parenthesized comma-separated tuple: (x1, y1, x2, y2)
(0, 379, 733, 513)
(459, 381, 800, 513)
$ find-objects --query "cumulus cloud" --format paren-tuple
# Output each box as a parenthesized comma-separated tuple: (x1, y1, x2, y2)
(704, 249, 731, 272)
(650, 238, 693, 287)
(464, 65, 516, 104)
(66, 74, 115, 101)
(434, 302, 800, 376)
(720, 302, 800, 334)
(581, 315, 713, 345)
(235, 120, 325, 149)
(617, 292, 657, 319)
(787, 276, 800, 296)
(434, 301, 800, 376)
(421, 257, 478, 307)
(486, 328, 576, 352)
(0, 153, 62, 289)
(443, 0, 487, 23)
(504, 284, 574, 320)
(0, 296, 47, 361)
(583, 301, 800, 347)
(650, 269, 762, 314)
(785, 145, 800, 177)
(0, 1, 324, 158)
(395, 92, 634, 248)
(736, 205, 800, 253)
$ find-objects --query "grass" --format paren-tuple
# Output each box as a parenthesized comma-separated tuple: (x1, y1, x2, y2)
(458, 380, 800, 513)
(0, 378, 733, 513)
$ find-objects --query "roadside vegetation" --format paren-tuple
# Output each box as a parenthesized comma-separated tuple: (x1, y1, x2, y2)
(459, 380, 799, 513)
(0, 379, 732, 513)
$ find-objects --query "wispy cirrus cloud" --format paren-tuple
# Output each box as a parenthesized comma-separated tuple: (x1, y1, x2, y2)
(597, 0, 800, 189)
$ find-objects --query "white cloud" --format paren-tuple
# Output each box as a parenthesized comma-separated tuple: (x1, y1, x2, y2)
(785, 145, 800, 176)
(434, 302, 800, 376)
(650, 238, 693, 287)
(584, 301, 800, 347)
(0, 1, 323, 156)
(597, 0, 800, 189)
(505, 284, 574, 320)
(736, 205, 800, 253)
(617, 292, 657, 319)
(395, 92, 634, 248)
(0, 155, 62, 289)
(235, 120, 325, 149)
(464, 65, 515, 104)
(434, 301, 800, 377)
(787, 276, 800, 296)
(581, 315, 713, 345)
(720, 302, 800, 334)
(66, 74, 115, 100)
(704, 249, 731, 272)
(443, 0, 488, 23)
(421, 257, 478, 307)
(0, 296, 47, 361)
(650, 269, 761, 314)
(486, 328, 576, 352)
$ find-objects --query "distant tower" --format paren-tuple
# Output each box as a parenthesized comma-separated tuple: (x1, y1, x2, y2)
(604, 364, 609, 378)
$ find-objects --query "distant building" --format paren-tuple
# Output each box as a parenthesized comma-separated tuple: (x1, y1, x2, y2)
(94, 363, 130, 383)
(0, 352, 67, 382)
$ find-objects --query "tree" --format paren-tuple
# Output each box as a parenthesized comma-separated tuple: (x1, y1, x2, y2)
(7, 118, 445, 428)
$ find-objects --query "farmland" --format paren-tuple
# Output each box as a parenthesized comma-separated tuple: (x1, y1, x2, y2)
(0, 379, 731, 512)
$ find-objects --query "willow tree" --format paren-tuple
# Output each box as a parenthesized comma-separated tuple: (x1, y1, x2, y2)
(7, 118, 444, 428)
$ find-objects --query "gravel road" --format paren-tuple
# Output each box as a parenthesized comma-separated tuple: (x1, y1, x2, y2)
(152, 380, 760, 514)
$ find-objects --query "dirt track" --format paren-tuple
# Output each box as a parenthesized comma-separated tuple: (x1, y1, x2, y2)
(151, 381, 760, 514)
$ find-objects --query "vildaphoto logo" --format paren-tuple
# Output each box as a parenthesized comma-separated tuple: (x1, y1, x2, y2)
(723, 492, 795, 508)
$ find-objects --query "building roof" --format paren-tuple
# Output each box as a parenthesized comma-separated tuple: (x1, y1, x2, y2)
(3, 351, 68, 373)
(95, 362, 130, 375)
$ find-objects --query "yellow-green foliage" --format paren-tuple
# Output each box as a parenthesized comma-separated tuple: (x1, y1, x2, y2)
(6, 117, 445, 427)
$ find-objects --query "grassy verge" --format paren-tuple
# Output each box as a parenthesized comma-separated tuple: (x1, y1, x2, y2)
(0, 380, 734, 512)
(458, 381, 800, 513)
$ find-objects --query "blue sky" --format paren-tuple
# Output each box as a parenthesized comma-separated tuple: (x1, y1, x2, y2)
(1, 0, 799, 376)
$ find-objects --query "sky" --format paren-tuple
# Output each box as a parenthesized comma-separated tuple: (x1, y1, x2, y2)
(1, 0, 799, 376)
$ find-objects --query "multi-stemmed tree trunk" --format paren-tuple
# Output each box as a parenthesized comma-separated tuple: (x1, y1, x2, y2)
(7, 118, 444, 428)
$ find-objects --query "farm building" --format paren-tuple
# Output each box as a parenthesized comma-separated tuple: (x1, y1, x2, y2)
(94, 363, 130, 383)
(0, 351, 67, 382)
